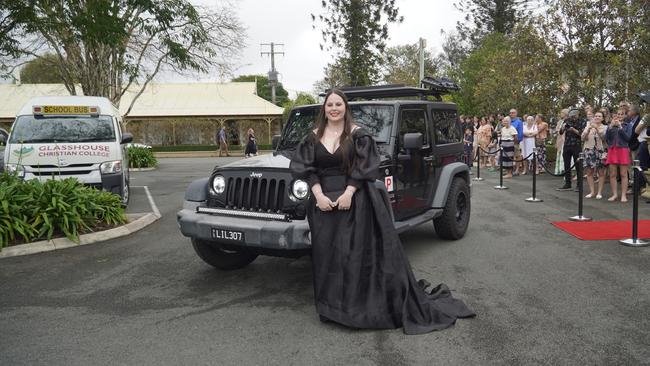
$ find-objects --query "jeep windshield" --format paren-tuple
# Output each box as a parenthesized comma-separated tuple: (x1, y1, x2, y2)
(278, 104, 394, 150)
(9, 115, 116, 143)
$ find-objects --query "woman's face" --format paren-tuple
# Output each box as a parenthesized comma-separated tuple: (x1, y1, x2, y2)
(324, 93, 345, 124)
(503, 118, 510, 127)
(593, 113, 603, 124)
(616, 110, 625, 122)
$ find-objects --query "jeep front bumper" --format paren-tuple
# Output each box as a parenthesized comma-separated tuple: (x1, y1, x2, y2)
(177, 201, 311, 251)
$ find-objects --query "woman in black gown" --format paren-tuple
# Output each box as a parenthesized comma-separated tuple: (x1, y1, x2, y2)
(245, 128, 257, 157)
(290, 89, 475, 335)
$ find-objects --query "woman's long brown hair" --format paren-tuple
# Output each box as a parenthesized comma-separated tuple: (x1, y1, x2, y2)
(315, 89, 355, 172)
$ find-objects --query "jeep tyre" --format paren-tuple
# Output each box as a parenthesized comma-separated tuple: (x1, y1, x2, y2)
(433, 177, 470, 240)
(191, 239, 258, 270)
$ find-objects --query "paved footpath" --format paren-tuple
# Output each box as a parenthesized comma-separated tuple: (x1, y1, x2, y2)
(0, 157, 648, 366)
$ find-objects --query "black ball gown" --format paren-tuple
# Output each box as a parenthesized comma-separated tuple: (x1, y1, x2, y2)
(289, 128, 475, 335)
(245, 133, 257, 156)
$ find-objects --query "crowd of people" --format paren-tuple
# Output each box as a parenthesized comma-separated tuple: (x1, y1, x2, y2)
(461, 103, 650, 203)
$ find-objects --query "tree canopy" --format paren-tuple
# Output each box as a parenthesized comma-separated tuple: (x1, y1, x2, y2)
(441, 0, 650, 116)
(19, 54, 66, 84)
(282, 92, 317, 121)
(381, 43, 439, 87)
(0, 0, 245, 115)
(454, 0, 531, 47)
(312, 0, 403, 86)
(232, 74, 290, 107)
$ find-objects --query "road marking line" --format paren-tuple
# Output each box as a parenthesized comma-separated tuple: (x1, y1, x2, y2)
(142, 185, 161, 218)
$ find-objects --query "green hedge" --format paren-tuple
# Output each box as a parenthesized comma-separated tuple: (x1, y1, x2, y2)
(546, 144, 557, 162)
(128, 146, 158, 168)
(151, 144, 273, 152)
(0, 174, 126, 250)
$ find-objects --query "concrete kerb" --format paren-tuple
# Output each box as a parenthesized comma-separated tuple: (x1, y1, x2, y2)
(129, 167, 157, 172)
(154, 150, 273, 158)
(0, 186, 161, 259)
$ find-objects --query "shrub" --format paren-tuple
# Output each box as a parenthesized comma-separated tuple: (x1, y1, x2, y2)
(0, 173, 127, 250)
(546, 144, 557, 162)
(128, 146, 158, 168)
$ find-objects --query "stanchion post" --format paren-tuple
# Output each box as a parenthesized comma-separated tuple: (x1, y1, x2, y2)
(620, 160, 649, 246)
(570, 153, 592, 221)
(526, 151, 543, 202)
(473, 149, 484, 181)
(494, 148, 508, 190)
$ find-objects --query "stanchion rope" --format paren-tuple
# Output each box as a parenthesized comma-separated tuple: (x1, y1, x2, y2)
(542, 161, 577, 177)
(476, 146, 502, 155)
(509, 152, 535, 163)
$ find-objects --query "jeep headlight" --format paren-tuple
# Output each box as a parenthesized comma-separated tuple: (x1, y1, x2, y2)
(291, 179, 309, 200)
(100, 160, 122, 174)
(212, 175, 226, 194)
(6, 163, 25, 178)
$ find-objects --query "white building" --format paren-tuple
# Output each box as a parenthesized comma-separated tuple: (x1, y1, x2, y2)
(0, 82, 285, 146)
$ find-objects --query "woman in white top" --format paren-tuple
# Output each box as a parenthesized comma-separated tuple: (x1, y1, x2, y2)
(521, 116, 538, 175)
(581, 111, 607, 199)
(499, 116, 518, 178)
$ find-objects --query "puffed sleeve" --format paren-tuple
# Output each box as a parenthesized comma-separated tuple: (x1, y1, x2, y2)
(290, 132, 320, 188)
(347, 130, 380, 189)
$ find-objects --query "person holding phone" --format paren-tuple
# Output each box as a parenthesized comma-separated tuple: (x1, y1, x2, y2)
(581, 112, 608, 199)
(605, 108, 631, 202)
(557, 108, 586, 191)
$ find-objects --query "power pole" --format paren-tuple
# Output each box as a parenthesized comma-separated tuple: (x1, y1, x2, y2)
(261, 42, 284, 105)
(418, 38, 426, 86)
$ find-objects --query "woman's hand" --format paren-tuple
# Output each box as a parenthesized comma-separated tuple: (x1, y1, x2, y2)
(314, 193, 336, 212)
(335, 190, 354, 210)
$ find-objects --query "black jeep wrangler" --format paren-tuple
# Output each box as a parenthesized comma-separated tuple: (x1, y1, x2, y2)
(177, 79, 471, 270)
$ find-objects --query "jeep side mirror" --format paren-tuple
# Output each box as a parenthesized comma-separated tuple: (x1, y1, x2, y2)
(0, 134, 5, 145)
(272, 135, 281, 150)
(121, 132, 133, 144)
(403, 132, 423, 150)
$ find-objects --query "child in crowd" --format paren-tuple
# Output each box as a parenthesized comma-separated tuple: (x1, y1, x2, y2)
(464, 128, 473, 167)
(488, 130, 499, 170)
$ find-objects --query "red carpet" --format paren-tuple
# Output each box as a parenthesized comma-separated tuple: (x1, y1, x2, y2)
(552, 220, 650, 240)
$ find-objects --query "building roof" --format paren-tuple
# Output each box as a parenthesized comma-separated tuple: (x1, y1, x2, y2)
(0, 82, 284, 120)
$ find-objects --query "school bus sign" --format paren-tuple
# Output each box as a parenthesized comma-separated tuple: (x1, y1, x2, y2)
(33, 105, 99, 115)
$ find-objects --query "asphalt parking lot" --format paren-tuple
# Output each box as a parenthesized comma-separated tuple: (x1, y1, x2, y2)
(1, 156, 648, 366)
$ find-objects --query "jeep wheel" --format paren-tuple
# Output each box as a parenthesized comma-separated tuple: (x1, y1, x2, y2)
(191, 239, 258, 270)
(433, 177, 470, 240)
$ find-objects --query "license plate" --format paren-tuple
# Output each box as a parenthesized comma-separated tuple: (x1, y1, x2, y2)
(211, 228, 244, 242)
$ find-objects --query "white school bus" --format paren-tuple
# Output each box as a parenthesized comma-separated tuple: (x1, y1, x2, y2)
(0, 96, 132, 206)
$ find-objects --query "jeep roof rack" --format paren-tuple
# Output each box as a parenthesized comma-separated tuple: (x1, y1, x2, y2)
(321, 77, 460, 101)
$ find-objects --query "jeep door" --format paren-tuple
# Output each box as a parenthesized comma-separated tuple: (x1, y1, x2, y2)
(394, 105, 434, 220)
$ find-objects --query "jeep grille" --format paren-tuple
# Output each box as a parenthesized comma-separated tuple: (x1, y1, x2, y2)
(226, 177, 287, 212)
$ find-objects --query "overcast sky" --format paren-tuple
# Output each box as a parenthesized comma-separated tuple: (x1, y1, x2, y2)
(179, 0, 463, 97)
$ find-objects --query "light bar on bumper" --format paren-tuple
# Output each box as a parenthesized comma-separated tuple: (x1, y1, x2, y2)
(196, 207, 290, 222)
